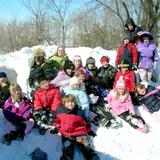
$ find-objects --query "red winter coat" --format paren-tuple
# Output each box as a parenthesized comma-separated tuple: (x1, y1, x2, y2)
(114, 70, 135, 93)
(115, 43, 138, 65)
(34, 85, 61, 111)
(54, 113, 90, 136)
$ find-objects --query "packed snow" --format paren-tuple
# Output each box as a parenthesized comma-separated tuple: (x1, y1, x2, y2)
(0, 45, 160, 160)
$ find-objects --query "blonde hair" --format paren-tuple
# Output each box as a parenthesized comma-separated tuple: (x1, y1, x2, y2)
(62, 94, 76, 105)
(9, 83, 22, 102)
(114, 88, 129, 99)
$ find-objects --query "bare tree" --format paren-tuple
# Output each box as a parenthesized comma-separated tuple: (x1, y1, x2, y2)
(48, 0, 72, 45)
(23, 0, 48, 43)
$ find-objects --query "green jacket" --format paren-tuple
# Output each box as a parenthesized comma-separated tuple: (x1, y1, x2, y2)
(49, 54, 69, 70)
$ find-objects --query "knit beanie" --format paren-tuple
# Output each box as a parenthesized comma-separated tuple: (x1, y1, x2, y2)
(69, 77, 80, 86)
(32, 48, 46, 58)
(100, 56, 109, 63)
(73, 55, 82, 61)
(86, 57, 95, 65)
(0, 72, 7, 78)
(119, 59, 130, 68)
(116, 76, 126, 89)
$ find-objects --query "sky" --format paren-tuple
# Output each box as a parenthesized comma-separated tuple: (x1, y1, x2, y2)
(0, 0, 86, 22)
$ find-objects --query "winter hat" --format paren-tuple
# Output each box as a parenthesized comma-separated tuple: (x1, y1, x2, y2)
(0, 72, 7, 78)
(32, 48, 46, 58)
(73, 55, 82, 61)
(116, 76, 126, 89)
(100, 56, 109, 63)
(86, 57, 95, 65)
(119, 59, 130, 68)
(139, 31, 153, 41)
(69, 77, 80, 86)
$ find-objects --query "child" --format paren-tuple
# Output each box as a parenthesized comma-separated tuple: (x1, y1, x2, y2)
(50, 60, 74, 91)
(85, 57, 98, 79)
(136, 31, 158, 82)
(135, 82, 160, 113)
(108, 77, 148, 133)
(29, 48, 57, 98)
(51, 94, 100, 160)
(95, 56, 117, 90)
(73, 55, 88, 78)
(49, 45, 69, 71)
(33, 76, 62, 134)
(0, 72, 10, 108)
(114, 59, 135, 93)
(63, 77, 90, 121)
(2, 83, 34, 145)
(115, 35, 138, 70)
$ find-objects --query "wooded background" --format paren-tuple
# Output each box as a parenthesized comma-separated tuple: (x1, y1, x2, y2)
(0, 0, 159, 52)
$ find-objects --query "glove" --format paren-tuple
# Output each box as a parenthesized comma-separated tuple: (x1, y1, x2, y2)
(132, 64, 138, 70)
(88, 130, 97, 137)
(50, 126, 59, 134)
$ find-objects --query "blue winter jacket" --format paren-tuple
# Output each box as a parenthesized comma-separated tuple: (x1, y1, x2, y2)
(63, 87, 90, 119)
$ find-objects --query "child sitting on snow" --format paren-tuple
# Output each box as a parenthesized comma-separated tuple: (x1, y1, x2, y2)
(114, 59, 135, 94)
(49, 45, 69, 71)
(108, 76, 148, 133)
(33, 75, 61, 135)
(85, 57, 98, 79)
(0, 72, 10, 108)
(73, 55, 88, 78)
(51, 94, 100, 160)
(2, 83, 34, 145)
(63, 77, 90, 121)
(135, 82, 160, 113)
(50, 60, 74, 91)
(94, 56, 117, 90)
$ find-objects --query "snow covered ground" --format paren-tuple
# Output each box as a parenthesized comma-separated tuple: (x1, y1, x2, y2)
(0, 45, 160, 160)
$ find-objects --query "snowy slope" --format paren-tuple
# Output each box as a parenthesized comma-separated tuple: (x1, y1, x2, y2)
(0, 46, 160, 160)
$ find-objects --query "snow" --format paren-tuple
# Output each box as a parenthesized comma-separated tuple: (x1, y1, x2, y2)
(0, 45, 160, 160)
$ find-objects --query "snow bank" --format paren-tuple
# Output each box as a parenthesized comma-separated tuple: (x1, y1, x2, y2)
(0, 45, 160, 160)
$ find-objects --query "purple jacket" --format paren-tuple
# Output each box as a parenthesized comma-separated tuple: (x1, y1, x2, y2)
(3, 96, 33, 121)
(136, 42, 158, 69)
(50, 71, 71, 89)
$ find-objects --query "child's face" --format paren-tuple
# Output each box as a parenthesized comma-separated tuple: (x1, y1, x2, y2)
(65, 100, 75, 110)
(34, 56, 44, 65)
(15, 88, 22, 97)
(74, 60, 81, 68)
(102, 61, 109, 68)
(137, 87, 147, 96)
(57, 47, 65, 57)
(87, 63, 94, 70)
(123, 39, 129, 45)
(0, 77, 7, 84)
(78, 75, 85, 82)
(117, 88, 125, 95)
(71, 83, 80, 89)
(127, 24, 134, 31)
(143, 37, 150, 43)
(40, 80, 49, 89)
(66, 68, 73, 76)
(121, 67, 128, 72)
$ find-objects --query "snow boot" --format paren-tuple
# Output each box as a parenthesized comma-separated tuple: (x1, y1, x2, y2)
(77, 143, 100, 160)
(1, 131, 18, 145)
(60, 137, 75, 160)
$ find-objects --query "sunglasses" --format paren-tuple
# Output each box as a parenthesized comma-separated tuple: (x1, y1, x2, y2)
(34, 56, 44, 61)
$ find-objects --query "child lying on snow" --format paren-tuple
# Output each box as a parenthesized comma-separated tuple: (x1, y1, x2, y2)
(107, 76, 148, 133)
(135, 82, 160, 113)
(50, 94, 100, 160)
(2, 83, 34, 145)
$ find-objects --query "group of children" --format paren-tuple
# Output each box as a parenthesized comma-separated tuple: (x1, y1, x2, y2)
(0, 18, 159, 160)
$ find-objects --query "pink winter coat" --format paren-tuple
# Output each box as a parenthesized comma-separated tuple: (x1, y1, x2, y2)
(50, 71, 71, 89)
(107, 90, 135, 116)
